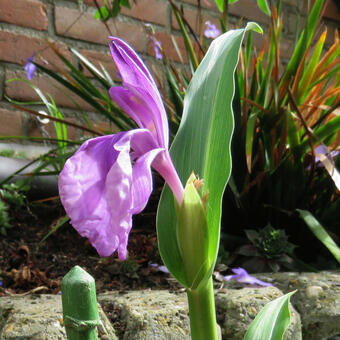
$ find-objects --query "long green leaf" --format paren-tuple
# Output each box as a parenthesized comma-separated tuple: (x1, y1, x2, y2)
(257, 0, 271, 16)
(281, 0, 324, 88)
(245, 112, 258, 173)
(243, 291, 296, 340)
(297, 209, 340, 263)
(215, 0, 224, 12)
(157, 23, 262, 287)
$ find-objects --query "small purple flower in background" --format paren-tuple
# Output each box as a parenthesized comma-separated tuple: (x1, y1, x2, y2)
(150, 36, 163, 60)
(0, 280, 3, 287)
(58, 37, 183, 261)
(24, 52, 37, 80)
(149, 263, 169, 273)
(220, 267, 273, 287)
(314, 144, 339, 167)
(314, 144, 340, 190)
(204, 21, 221, 39)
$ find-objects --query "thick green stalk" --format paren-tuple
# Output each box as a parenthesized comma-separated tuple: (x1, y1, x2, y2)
(186, 277, 219, 340)
(61, 266, 100, 340)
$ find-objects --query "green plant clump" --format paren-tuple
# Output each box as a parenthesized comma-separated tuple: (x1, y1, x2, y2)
(0, 180, 30, 235)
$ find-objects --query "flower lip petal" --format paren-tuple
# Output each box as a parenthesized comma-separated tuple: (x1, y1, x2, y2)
(58, 130, 161, 260)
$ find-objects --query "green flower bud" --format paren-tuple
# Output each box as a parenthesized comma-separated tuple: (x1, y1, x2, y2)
(176, 173, 210, 290)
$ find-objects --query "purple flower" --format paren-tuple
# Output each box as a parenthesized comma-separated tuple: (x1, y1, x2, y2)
(149, 263, 169, 273)
(58, 37, 183, 260)
(204, 21, 221, 39)
(24, 52, 37, 80)
(314, 145, 339, 166)
(150, 36, 163, 60)
(223, 267, 273, 287)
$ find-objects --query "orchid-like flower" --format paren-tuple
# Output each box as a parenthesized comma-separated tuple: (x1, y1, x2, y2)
(24, 52, 37, 80)
(58, 37, 183, 260)
(149, 263, 170, 273)
(204, 21, 221, 39)
(222, 267, 273, 287)
(150, 36, 163, 60)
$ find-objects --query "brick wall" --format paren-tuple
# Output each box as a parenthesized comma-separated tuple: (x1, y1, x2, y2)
(0, 0, 338, 142)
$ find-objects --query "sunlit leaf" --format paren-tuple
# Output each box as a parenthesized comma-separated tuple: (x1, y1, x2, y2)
(257, 0, 271, 16)
(157, 23, 262, 288)
(243, 291, 296, 340)
(297, 209, 340, 263)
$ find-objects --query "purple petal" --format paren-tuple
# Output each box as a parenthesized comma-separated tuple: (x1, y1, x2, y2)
(150, 36, 163, 60)
(24, 53, 37, 80)
(109, 37, 169, 149)
(58, 130, 161, 259)
(109, 86, 156, 139)
(152, 150, 184, 204)
(204, 21, 221, 39)
(149, 263, 169, 273)
(130, 147, 164, 214)
(223, 267, 273, 287)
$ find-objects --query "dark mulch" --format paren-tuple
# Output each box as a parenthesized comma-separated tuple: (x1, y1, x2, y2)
(0, 177, 181, 296)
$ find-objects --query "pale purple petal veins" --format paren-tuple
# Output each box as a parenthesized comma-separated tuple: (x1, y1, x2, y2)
(58, 130, 161, 259)
(58, 135, 121, 257)
(109, 37, 169, 149)
(24, 52, 37, 80)
(223, 267, 273, 287)
(204, 21, 221, 39)
(109, 86, 155, 133)
(109, 37, 156, 86)
(130, 147, 164, 214)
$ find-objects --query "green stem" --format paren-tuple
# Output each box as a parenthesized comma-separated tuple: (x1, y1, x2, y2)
(186, 277, 218, 340)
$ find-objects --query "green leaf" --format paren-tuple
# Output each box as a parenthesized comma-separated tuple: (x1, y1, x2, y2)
(120, 0, 131, 8)
(94, 6, 110, 20)
(245, 112, 258, 173)
(157, 23, 262, 288)
(257, 0, 271, 16)
(215, 0, 224, 12)
(297, 209, 340, 263)
(171, 4, 199, 72)
(281, 0, 324, 87)
(243, 291, 296, 340)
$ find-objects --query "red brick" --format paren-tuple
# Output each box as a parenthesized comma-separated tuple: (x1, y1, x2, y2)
(171, 6, 219, 34)
(84, 0, 104, 6)
(0, 0, 48, 30)
(0, 108, 23, 136)
(0, 31, 71, 71)
(120, 0, 168, 26)
(28, 116, 80, 140)
(251, 33, 294, 60)
(5, 70, 94, 111)
(180, 0, 218, 10)
(78, 49, 118, 80)
(147, 32, 187, 63)
(84, 120, 113, 136)
(145, 59, 167, 93)
(228, 0, 270, 24)
(55, 6, 146, 52)
(84, 0, 168, 26)
(323, 0, 340, 22)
